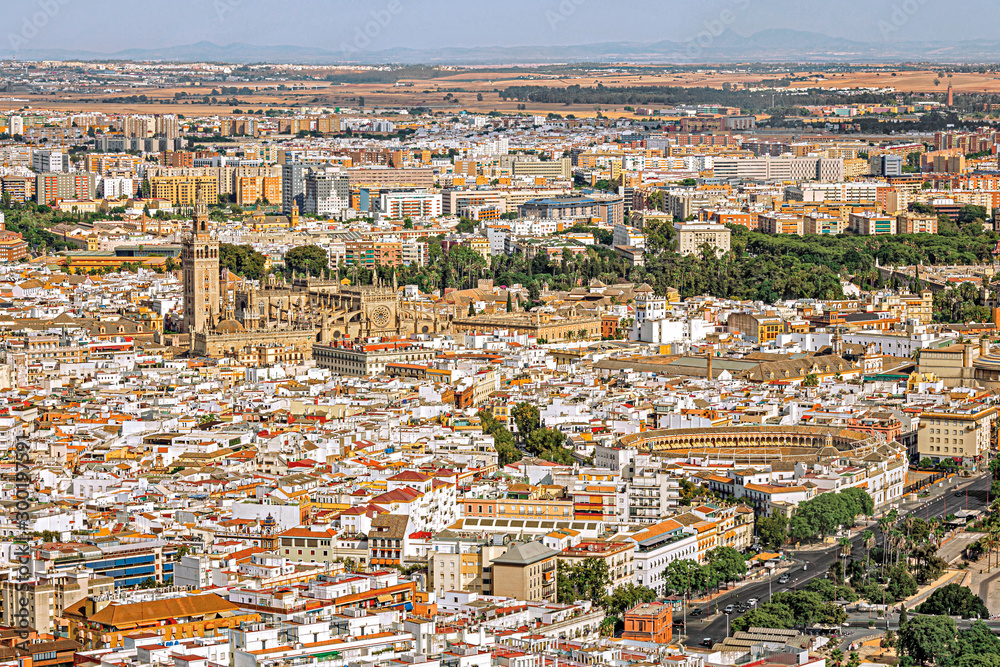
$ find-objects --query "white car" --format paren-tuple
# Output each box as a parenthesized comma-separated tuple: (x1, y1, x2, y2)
(747, 598, 758, 608)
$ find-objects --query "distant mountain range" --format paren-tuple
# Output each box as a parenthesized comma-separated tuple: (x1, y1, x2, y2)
(4, 30, 1000, 65)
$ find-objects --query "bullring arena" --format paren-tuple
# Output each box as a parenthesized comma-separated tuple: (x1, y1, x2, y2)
(617, 425, 901, 466)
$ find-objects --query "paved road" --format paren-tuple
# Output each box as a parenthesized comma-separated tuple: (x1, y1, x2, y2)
(679, 474, 991, 644)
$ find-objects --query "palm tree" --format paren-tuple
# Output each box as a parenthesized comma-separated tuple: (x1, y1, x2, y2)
(983, 534, 997, 572)
(838, 536, 853, 576)
(989, 526, 1000, 571)
(876, 517, 890, 576)
(830, 649, 844, 667)
(861, 530, 875, 584)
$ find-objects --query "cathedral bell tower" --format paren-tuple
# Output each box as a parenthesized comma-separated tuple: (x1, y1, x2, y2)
(182, 188, 221, 341)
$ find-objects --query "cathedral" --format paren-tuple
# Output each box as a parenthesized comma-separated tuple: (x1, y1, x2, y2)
(182, 192, 443, 358)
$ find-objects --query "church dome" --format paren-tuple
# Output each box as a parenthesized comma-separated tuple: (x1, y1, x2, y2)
(216, 319, 245, 333)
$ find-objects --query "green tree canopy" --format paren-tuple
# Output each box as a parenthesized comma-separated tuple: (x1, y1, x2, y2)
(757, 515, 788, 549)
(605, 583, 657, 617)
(284, 245, 328, 276)
(899, 615, 957, 666)
(511, 402, 540, 439)
(706, 546, 747, 585)
(220, 243, 266, 280)
(918, 584, 989, 619)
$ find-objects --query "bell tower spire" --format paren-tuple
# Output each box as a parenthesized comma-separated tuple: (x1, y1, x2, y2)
(183, 185, 221, 347)
(193, 186, 210, 237)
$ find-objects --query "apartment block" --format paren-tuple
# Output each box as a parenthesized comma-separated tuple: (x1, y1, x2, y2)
(850, 212, 897, 235)
(148, 174, 218, 206)
(2, 176, 33, 203)
(918, 404, 997, 469)
(344, 241, 402, 268)
(708, 210, 755, 230)
(713, 156, 844, 181)
(379, 189, 443, 218)
(501, 156, 572, 180)
(35, 172, 97, 204)
(304, 168, 350, 216)
(32, 149, 70, 173)
(490, 541, 558, 603)
(235, 175, 282, 206)
(897, 212, 938, 234)
(728, 312, 785, 345)
(804, 213, 844, 235)
(0, 571, 114, 636)
(758, 212, 804, 235)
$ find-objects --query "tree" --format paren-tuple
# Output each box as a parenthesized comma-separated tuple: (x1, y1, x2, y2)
(758, 515, 788, 549)
(731, 602, 795, 632)
(468, 301, 476, 316)
(477, 409, 521, 467)
(887, 563, 918, 601)
(605, 583, 656, 617)
(884, 629, 897, 654)
(506, 291, 513, 313)
(706, 546, 747, 586)
(803, 373, 819, 387)
(526, 427, 573, 464)
(841, 486, 875, 519)
(789, 489, 872, 542)
(952, 621, 1000, 667)
(898, 615, 956, 665)
(918, 584, 989, 619)
(511, 402, 540, 441)
(557, 559, 610, 605)
(770, 590, 827, 629)
(220, 243, 266, 280)
(285, 245, 329, 276)
(662, 558, 700, 597)
(137, 576, 161, 589)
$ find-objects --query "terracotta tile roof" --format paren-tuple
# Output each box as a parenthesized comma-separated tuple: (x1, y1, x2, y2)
(67, 593, 241, 629)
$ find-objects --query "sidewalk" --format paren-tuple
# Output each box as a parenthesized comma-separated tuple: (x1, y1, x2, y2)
(938, 531, 980, 564)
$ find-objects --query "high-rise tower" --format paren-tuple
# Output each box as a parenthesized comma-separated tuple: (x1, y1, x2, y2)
(182, 188, 220, 339)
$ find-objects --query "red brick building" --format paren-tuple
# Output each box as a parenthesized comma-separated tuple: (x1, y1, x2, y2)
(0, 216, 28, 262)
(622, 602, 672, 644)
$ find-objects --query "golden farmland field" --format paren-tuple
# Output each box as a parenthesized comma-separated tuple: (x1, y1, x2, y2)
(5, 66, 998, 118)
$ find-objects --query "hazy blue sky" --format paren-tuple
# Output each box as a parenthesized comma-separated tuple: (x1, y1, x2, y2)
(4, 0, 992, 52)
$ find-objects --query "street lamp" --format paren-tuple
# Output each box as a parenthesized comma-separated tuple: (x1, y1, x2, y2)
(726, 612, 730, 638)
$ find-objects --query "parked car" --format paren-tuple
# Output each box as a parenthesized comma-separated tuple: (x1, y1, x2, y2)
(702, 638, 714, 647)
